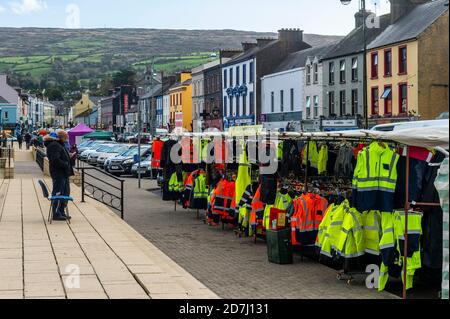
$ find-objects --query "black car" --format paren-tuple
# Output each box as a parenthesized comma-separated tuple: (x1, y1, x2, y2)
(107, 146, 151, 176)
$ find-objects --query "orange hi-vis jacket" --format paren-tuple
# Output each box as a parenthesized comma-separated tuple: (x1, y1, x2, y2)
(210, 179, 236, 219)
(250, 186, 265, 235)
(183, 169, 204, 208)
(151, 139, 165, 169)
(291, 193, 328, 246)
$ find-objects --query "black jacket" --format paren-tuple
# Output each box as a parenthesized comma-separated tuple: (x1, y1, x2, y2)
(45, 140, 74, 178)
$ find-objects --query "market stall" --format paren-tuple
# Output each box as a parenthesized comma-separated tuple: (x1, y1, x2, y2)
(68, 123, 94, 146)
(152, 124, 449, 299)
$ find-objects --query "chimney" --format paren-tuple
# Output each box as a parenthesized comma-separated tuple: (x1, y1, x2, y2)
(278, 28, 304, 44)
(256, 38, 275, 47)
(355, 9, 372, 28)
(220, 49, 243, 58)
(390, 0, 430, 24)
(241, 42, 257, 52)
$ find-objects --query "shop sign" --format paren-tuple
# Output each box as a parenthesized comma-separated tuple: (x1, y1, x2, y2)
(322, 119, 357, 127)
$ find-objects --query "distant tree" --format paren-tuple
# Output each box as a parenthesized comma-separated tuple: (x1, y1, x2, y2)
(112, 68, 136, 87)
(45, 87, 64, 101)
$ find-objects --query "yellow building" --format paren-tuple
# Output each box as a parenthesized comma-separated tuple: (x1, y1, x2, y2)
(366, 1, 449, 122)
(73, 94, 97, 119)
(169, 72, 193, 132)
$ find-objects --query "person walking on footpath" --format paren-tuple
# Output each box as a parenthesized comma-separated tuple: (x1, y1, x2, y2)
(16, 131, 23, 149)
(45, 130, 74, 221)
(24, 131, 32, 150)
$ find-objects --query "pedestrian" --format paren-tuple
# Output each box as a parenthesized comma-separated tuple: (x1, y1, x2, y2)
(16, 131, 23, 149)
(24, 132, 32, 150)
(69, 144, 78, 167)
(45, 130, 74, 221)
(1, 132, 7, 148)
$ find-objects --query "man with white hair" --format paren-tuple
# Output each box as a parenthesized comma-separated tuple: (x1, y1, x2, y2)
(45, 130, 74, 221)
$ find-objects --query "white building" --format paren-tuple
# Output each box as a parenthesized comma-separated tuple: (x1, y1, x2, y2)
(162, 93, 170, 130)
(191, 64, 205, 132)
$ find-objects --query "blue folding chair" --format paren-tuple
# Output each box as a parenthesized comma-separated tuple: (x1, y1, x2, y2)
(38, 180, 73, 224)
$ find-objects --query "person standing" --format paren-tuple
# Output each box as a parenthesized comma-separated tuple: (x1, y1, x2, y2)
(16, 131, 23, 149)
(45, 130, 74, 221)
(24, 132, 32, 150)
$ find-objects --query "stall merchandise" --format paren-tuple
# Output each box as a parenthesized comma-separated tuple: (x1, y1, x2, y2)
(155, 127, 448, 298)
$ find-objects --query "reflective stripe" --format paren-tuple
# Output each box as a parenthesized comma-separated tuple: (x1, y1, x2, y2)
(387, 153, 397, 180)
(357, 187, 395, 193)
(339, 251, 365, 258)
(298, 228, 319, 233)
(379, 243, 395, 250)
(342, 228, 349, 234)
(330, 221, 343, 226)
(349, 209, 362, 229)
(356, 177, 397, 183)
(364, 226, 380, 231)
(365, 248, 380, 256)
(320, 250, 333, 258)
(384, 227, 394, 233)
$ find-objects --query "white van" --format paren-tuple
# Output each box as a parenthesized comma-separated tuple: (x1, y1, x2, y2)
(370, 119, 449, 132)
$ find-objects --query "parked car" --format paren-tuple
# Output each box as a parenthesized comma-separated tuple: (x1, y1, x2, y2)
(129, 133, 152, 144)
(107, 146, 151, 176)
(131, 155, 153, 178)
(87, 144, 117, 165)
(80, 142, 114, 161)
(97, 144, 135, 167)
(78, 141, 104, 157)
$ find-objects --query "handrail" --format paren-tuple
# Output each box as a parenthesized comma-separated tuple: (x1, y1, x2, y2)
(75, 166, 125, 183)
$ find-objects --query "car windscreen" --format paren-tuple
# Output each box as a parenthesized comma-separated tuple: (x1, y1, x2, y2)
(120, 147, 137, 157)
(110, 146, 128, 154)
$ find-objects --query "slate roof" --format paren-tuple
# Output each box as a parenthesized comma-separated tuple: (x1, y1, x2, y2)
(368, 0, 448, 49)
(273, 43, 339, 73)
(323, 13, 392, 60)
(222, 40, 279, 66)
(0, 95, 9, 103)
(140, 84, 163, 99)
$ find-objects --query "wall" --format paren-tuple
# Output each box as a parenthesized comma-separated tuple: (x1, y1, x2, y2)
(418, 11, 449, 120)
(323, 53, 365, 118)
(367, 40, 419, 117)
(261, 67, 303, 130)
(304, 57, 326, 120)
(182, 82, 193, 131)
(163, 94, 170, 129)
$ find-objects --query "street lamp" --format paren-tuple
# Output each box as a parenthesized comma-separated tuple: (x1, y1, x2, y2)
(340, 0, 369, 129)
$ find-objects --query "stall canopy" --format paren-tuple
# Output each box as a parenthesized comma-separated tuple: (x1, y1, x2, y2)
(82, 130, 113, 141)
(68, 123, 94, 146)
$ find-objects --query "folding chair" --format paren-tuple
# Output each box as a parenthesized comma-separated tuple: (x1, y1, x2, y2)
(38, 180, 73, 224)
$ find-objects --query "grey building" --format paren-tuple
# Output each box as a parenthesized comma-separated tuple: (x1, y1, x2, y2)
(322, 10, 391, 130)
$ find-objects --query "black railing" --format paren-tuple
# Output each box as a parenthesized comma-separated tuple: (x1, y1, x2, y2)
(77, 166, 125, 220)
(36, 148, 46, 171)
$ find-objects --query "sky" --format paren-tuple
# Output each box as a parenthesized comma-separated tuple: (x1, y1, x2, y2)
(0, 0, 391, 35)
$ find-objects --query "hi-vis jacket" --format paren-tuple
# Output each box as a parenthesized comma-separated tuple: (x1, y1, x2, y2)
(210, 178, 236, 220)
(250, 186, 265, 236)
(362, 210, 382, 256)
(238, 184, 253, 229)
(168, 171, 184, 199)
(302, 141, 319, 169)
(151, 139, 164, 169)
(336, 207, 365, 260)
(263, 192, 292, 230)
(352, 142, 400, 213)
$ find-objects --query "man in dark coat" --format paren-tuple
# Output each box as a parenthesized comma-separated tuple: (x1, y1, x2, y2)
(45, 130, 74, 221)
(24, 132, 32, 150)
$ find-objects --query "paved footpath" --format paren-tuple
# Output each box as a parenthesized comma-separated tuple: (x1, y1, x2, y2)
(0, 147, 218, 299)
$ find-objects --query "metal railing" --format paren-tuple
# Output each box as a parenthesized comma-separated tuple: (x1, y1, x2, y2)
(36, 148, 46, 171)
(77, 166, 125, 220)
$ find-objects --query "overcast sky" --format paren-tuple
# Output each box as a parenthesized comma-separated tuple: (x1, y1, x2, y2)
(0, 0, 391, 35)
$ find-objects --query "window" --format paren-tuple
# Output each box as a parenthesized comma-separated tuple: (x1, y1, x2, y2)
(223, 70, 227, 89)
(290, 88, 294, 112)
(229, 68, 233, 87)
(399, 46, 407, 74)
(280, 90, 284, 112)
(249, 62, 254, 83)
(351, 57, 358, 81)
(313, 63, 318, 83)
(371, 52, 379, 78)
(340, 60, 346, 83)
(271, 92, 275, 113)
(306, 64, 311, 85)
(243, 94, 247, 115)
(249, 92, 254, 114)
(224, 96, 228, 117)
(305, 96, 311, 119)
(236, 66, 240, 85)
(236, 96, 240, 116)
(329, 62, 335, 85)
(339, 90, 346, 116)
(313, 95, 319, 118)
(384, 49, 392, 77)
(243, 64, 247, 84)
(329, 91, 335, 115)
(399, 83, 408, 114)
(230, 94, 234, 116)
(351, 89, 358, 116)
(382, 85, 392, 115)
(371, 87, 379, 115)
(4, 112, 8, 120)
(176, 94, 178, 106)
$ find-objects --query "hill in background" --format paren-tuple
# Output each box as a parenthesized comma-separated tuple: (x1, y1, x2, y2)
(0, 28, 343, 95)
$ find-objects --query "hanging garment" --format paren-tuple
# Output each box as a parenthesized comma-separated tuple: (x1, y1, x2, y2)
(151, 139, 165, 169)
(316, 203, 336, 256)
(362, 210, 382, 257)
(250, 186, 265, 236)
(302, 141, 319, 169)
(318, 144, 329, 175)
(190, 171, 208, 210)
(336, 207, 365, 261)
(334, 144, 354, 178)
(167, 171, 184, 201)
(400, 146, 434, 163)
(279, 139, 301, 178)
(182, 170, 196, 208)
(210, 178, 236, 223)
(235, 143, 252, 212)
(378, 211, 396, 292)
(352, 142, 400, 213)
(290, 193, 328, 247)
(160, 139, 178, 169)
(394, 156, 428, 208)
(260, 173, 278, 205)
(435, 158, 449, 300)
(238, 184, 253, 231)
(262, 191, 292, 230)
